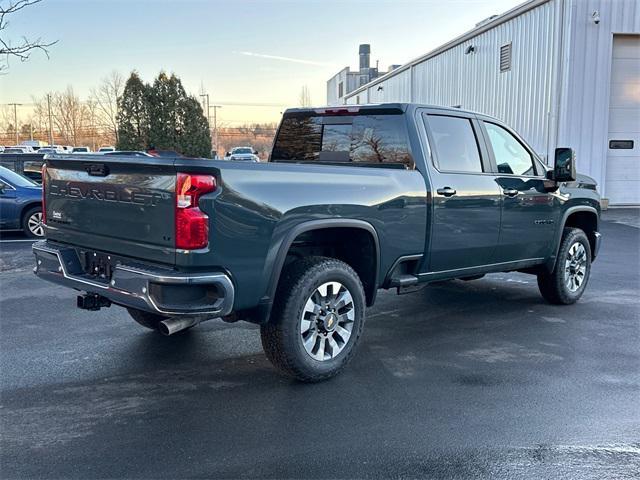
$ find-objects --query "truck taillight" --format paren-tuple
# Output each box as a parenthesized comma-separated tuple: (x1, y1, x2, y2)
(41, 163, 47, 225)
(175, 173, 216, 250)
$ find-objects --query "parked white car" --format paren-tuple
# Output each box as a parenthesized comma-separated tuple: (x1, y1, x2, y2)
(225, 146, 260, 162)
(72, 146, 91, 153)
(98, 146, 116, 153)
(3, 146, 33, 153)
(38, 146, 65, 155)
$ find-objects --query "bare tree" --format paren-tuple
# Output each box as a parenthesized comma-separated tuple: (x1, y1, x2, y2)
(0, 104, 14, 131)
(52, 86, 88, 145)
(90, 70, 123, 142)
(298, 85, 312, 107)
(0, 0, 57, 72)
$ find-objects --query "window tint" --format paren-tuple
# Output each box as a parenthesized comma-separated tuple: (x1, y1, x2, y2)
(0, 166, 37, 187)
(271, 114, 413, 168)
(484, 122, 536, 176)
(427, 115, 483, 173)
(233, 147, 253, 154)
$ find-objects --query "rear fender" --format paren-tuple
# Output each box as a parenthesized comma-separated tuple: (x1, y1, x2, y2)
(254, 219, 380, 324)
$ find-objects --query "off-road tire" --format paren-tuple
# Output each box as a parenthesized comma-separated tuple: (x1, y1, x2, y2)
(260, 256, 366, 382)
(537, 227, 591, 305)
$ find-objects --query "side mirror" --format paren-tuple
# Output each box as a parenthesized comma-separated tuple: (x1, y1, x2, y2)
(0, 183, 5, 194)
(553, 147, 576, 182)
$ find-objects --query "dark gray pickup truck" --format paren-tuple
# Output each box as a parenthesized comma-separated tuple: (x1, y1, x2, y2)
(33, 103, 601, 381)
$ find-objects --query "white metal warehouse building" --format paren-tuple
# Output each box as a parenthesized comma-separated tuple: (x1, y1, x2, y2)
(328, 0, 640, 205)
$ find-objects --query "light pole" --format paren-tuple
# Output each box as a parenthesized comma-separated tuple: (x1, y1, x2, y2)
(8, 103, 22, 144)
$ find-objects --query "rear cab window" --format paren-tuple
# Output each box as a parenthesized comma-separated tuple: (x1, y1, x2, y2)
(425, 114, 484, 173)
(271, 109, 414, 169)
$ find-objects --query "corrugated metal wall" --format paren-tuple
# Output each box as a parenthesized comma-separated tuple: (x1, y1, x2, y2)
(327, 74, 340, 106)
(557, 0, 640, 198)
(345, 1, 559, 159)
(328, 68, 362, 105)
(340, 0, 640, 201)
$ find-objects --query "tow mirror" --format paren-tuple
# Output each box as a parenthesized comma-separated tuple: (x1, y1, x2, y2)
(553, 147, 576, 182)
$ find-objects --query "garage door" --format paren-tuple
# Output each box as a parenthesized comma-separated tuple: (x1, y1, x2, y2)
(606, 35, 640, 205)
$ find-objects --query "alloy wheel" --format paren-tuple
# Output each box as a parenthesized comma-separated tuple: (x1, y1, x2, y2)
(564, 242, 587, 292)
(27, 212, 44, 237)
(300, 281, 355, 361)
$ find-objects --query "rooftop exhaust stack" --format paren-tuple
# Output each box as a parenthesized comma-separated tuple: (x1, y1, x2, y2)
(359, 44, 371, 72)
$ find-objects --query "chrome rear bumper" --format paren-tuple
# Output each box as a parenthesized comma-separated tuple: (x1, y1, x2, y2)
(32, 241, 234, 316)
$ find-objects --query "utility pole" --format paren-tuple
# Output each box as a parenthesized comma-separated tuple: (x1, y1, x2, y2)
(199, 93, 222, 157)
(199, 93, 213, 154)
(46, 94, 54, 145)
(211, 105, 222, 157)
(8, 103, 22, 144)
(199, 93, 210, 125)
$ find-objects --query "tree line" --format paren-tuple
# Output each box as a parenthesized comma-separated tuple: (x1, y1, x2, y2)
(2, 71, 213, 157)
(1, 71, 124, 149)
(116, 71, 211, 157)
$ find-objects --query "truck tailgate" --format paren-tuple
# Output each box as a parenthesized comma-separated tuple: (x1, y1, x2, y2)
(44, 155, 177, 265)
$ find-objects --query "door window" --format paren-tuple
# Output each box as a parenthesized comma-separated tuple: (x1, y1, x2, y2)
(426, 115, 483, 173)
(484, 122, 537, 176)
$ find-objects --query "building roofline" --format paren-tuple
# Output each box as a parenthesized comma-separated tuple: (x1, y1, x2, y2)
(344, 0, 552, 99)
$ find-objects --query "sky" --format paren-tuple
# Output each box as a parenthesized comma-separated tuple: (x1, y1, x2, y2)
(0, 0, 523, 126)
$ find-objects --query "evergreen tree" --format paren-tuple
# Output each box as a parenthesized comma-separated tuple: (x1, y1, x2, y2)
(116, 70, 211, 157)
(116, 72, 149, 150)
(178, 96, 211, 158)
(147, 72, 183, 150)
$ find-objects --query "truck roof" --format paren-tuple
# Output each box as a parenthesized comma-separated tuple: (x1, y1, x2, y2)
(283, 103, 493, 119)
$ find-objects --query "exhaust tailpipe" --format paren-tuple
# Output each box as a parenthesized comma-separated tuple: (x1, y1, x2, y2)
(158, 317, 200, 336)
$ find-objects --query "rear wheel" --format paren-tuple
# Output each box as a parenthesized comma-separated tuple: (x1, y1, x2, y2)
(260, 256, 366, 382)
(22, 206, 44, 238)
(537, 227, 591, 305)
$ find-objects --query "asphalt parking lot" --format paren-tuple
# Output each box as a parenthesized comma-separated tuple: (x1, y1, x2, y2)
(1, 210, 638, 479)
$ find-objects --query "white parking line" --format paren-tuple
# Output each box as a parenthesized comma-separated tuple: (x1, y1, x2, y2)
(0, 239, 38, 243)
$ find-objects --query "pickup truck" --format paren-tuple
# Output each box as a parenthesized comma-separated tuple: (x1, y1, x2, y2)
(33, 103, 601, 382)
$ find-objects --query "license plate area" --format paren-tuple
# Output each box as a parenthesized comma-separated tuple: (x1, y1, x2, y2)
(80, 250, 114, 282)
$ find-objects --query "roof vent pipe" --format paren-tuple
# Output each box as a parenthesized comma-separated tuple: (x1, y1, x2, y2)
(359, 44, 371, 72)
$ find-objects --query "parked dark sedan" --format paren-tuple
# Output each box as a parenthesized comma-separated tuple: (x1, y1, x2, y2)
(0, 166, 44, 238)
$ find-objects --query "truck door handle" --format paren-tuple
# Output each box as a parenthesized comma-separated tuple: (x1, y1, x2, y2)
(436, 187, 457, 197)
(503, 188, 519, 197)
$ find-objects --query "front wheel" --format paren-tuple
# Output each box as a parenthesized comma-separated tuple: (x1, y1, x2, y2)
(261, 256, 366, 382)
(537, 227, 592, 305)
